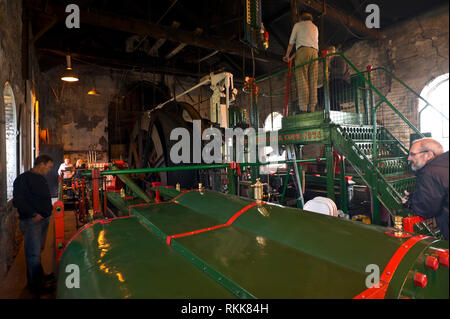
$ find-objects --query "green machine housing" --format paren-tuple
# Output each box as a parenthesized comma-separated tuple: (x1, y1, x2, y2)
(57, 187, 448, 299)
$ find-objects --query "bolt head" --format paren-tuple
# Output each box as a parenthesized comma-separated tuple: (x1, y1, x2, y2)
(438, 254, 449, 268)
(414, 272, 427, 288)
(425, 256, 439, 270)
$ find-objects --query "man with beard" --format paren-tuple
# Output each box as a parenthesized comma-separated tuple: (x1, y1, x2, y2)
(402, 138, 448, 240)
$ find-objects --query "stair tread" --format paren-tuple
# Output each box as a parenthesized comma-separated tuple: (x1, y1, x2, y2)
(373, 156, 408, 161)
(353, 139, 398, 143)
(384, 173, 415, 182)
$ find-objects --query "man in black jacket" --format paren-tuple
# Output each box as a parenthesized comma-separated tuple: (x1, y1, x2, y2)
(402, 138, 449, 241)
(13, 154, 54, 294)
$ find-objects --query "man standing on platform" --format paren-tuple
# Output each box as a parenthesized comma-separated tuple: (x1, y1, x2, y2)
(13, 154, 55, 295)
(283, 11, 319, 114)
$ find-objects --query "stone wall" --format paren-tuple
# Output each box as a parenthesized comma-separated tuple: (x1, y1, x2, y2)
(343, 3, 449, 146)
(38, 66, 211, 164)
(0, 0, 34, 282)
(39, 65, 119, 164)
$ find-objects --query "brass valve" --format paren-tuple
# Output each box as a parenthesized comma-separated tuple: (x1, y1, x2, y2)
(251, 178, 268, 203)
(198, 183, 205, 195)
(394, 216, 404, 237)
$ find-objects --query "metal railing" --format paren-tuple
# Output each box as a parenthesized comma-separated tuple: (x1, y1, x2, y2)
(253, 52, 426, 160)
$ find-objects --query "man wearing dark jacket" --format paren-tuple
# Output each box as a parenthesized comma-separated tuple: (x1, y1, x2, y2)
(13, 154, 54, 294)
(402, 138, 449, 241)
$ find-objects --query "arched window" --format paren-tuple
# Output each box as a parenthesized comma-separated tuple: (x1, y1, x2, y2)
(264, 111, 283, 132)
(419, 74, 449, 151)
(3, 83, 17, 200)
(261, 112, 285, 174)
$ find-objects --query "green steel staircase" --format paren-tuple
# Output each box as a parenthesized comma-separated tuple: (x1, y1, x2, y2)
(279, 112, 416, 224)
(270, 51, 448, 237)
(331, 122, 415, 217)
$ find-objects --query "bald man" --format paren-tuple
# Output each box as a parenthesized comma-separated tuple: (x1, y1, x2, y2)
(402, 138, 448, 240)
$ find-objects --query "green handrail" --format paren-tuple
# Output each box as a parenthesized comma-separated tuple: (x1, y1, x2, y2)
(254, 52, 424, 139)
(82, 158, 327, 177)
(255, 55, 324, 84)
(334, 52, 423, 138)
(371, 67, 448, 122)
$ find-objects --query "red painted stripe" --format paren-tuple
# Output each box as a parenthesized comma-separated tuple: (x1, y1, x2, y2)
(225, 202, 262, 226)
(127, 190, 197, 215)
(353, 235, 430, 299)
(166, 202, 263, 245)
(172, 189, 197, 201)
(166, 224, 227, 245)
(380, 235, 429, 283)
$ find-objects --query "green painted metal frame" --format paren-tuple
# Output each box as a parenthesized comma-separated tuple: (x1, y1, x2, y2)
(371, 67, 449, 123)
(331, 125, 410, 219)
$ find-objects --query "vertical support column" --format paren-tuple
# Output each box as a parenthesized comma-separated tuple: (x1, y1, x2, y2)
(228, 168, 236, 195)
(367, 66, 375, 125)
(325, 145, 335, 201)
(250, 79, 259, 193)
(353, 76, 360, 114)
(80, 178, 86, 222)
(54, 200, 65, 263)
(287, 145, 304, 208)
(57, 176, 63, 201)
(367, 66, 377, 159)
(322, 52, 331, 122)
(103, 177, 108, 218)
(295, 146, 304, 209)
(362, 76, 369, 123)
(280, 162, 291, 206)
(250, 166, 258, 198)
(339, 158, 348, 214)
(371, 187, 381, 225)
(92, 169, 101, 216)
(290, 0, 299, 27)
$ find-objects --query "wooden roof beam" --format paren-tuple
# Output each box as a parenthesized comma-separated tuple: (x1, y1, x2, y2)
(296, 0, 384, 40)
(28, 5, 284, 64)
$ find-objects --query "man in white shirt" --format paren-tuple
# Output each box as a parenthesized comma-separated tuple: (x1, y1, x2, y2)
(58, 158, 74, 179)
(58, 157, 74, 199)
(283, 12, 319, 113)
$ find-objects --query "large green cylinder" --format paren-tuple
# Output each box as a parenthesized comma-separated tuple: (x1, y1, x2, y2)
(57, 190, 448, 299)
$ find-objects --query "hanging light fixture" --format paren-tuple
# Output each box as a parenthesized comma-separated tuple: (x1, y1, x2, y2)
(87, 88, 100, 95)
(61, 55, 79, 82)
(87, 79, 100, 95)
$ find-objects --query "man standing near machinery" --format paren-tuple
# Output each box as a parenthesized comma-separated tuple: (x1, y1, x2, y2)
(13, 154, 55, 295)
(402, 138, 449, 241)
(58, 157, 74, 199)
(283, 11, 319, 114)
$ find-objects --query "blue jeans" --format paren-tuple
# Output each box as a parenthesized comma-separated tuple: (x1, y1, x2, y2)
(19, 216, 50, 288)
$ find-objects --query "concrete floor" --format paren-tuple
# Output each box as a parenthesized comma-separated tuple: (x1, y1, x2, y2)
(0, 209, 79, 299)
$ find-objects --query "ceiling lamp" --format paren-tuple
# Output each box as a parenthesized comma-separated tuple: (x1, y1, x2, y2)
(87, 88, 100, 95)
(88, 79, 100, 95)
(61, 55, 79, 82)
